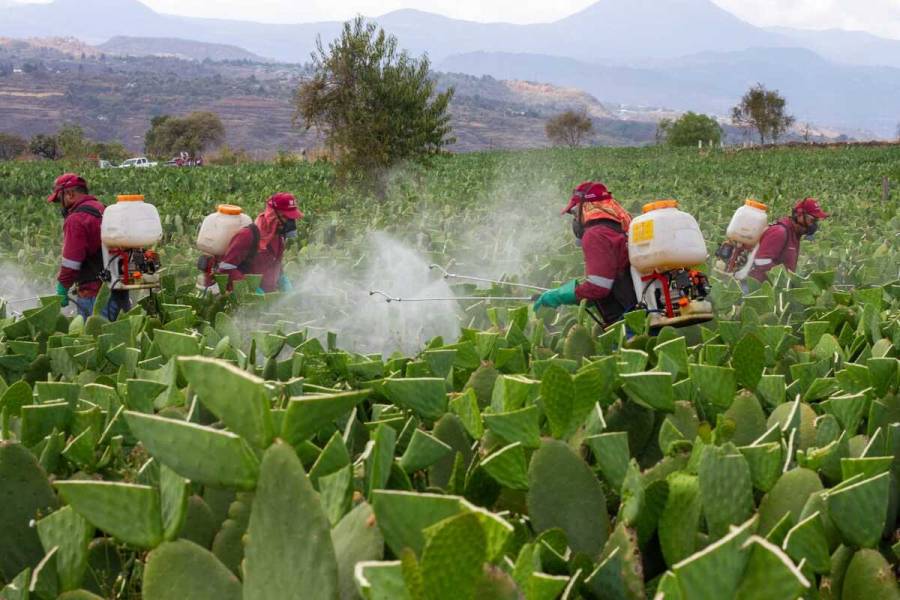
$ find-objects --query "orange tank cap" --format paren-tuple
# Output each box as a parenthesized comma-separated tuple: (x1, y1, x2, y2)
(117, 194, 144, 202)
(745, 199, 768, 211)
(217, 204, 243, 215)
(642, 200, 679, 213)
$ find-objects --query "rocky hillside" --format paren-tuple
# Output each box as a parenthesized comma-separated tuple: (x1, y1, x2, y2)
(0, 39, 657, 155)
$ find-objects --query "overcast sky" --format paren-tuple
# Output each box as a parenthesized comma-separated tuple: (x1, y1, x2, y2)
(13, 0, 900, 39)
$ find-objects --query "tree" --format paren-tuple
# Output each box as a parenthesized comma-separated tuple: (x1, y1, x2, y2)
(57, 124, 90, 161)
(144, 112, 226, 158)
(545, 110, 594, 148)
(294, 17, 454, 183)
(802, 123, 813, 143)
(655, 119, 672, 145)
(731, 83, 795, 145)
(662, 112, 722, 147)
(29, 134, 60, 160)
(0, 133, 27, 161)
(90, 141, 129, 163)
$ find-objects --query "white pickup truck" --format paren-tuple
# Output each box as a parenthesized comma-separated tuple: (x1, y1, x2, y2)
(119, 157, 158, 168)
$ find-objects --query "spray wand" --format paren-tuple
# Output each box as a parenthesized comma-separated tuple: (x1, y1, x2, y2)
(369, 290, 533, 303)
(2, 296, 41, 305)
(428, 264, 608, 328)
(428, 264, 549, 292)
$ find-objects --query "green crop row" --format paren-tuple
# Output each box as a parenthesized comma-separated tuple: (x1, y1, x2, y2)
(0, 145, 897, 599)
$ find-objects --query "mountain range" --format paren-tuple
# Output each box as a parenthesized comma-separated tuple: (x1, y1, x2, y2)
(5, 0, 900, 67)
(97, 37, 268, 63)
(440, 48, 900, 136)
(3, 0, 900, 137)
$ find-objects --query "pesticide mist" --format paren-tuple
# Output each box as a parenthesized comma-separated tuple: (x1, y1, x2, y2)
(0, 262, 45, 314)
(277, 233, 461, 356)
(446, 171, 570, 284)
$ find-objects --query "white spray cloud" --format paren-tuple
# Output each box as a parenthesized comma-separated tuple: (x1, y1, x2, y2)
(442, 172, 571, 284)
(0, 262, 45, 315)
(278, 232, 461, 356)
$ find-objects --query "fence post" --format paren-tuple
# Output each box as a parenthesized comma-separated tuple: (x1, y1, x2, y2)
(883, 177, 891, 203)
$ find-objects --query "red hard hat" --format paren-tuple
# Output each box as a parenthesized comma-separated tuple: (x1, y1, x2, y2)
(47, 173, 87, 203)
(794, 197, 829, 219)
(267, 192, 303, 219)
(561, 181, 612, 214)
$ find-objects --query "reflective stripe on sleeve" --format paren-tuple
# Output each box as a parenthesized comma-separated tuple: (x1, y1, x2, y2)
(586, 275, 615, 289)
(753, 258, 773, 266)
(61, 257, 82, 270)
(219, 262, 239, 271)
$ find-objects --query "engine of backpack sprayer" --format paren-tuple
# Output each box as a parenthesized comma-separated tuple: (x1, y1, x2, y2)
(714, 200, 769, 281)
(628, 200, 714, 328)
(100, 195, 164, 291)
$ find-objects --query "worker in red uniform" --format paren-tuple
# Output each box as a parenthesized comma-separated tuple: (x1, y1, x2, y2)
(217, 193, 302, 293)
(748, 198, 828, 282)
(48, 173, 130, 321)
(533, 182, 637, 326)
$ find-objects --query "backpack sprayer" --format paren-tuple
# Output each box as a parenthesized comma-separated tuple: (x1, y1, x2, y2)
(628, 201, 713, 329)
(195, 204, 253, 293)
(100, 195, 163, 291)
(714, 200, 769, 281)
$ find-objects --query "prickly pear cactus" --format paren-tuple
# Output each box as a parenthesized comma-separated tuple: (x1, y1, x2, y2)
(211, 493, 253, 576)
(143, 540, 241, 600)
(242, 441, 338, 600)
(0, 441, 58, 581)
(527, 439, 609, 557)
(464, 363, 500, 408)
(563, 324, 594, 364)
(840, 549, 900, 600)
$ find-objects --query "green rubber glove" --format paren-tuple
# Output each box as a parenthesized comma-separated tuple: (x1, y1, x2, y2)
(56, 282, 70, 308)
(533, 279, 578, 311)
(278, 274, 293, 292)
(255, 287, 265, 296)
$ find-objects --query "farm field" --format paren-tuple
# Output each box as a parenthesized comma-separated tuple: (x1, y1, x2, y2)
(0, 145, 898, 599)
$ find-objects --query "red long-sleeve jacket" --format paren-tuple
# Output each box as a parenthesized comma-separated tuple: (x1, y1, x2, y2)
(217, 227, 285, 292)
(749, 217, 800, 282)
(58, 196, 105, 297)
(575, 222, 630, 302)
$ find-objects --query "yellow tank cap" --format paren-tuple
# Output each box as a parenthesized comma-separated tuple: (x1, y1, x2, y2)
(217, 204, 243, 215)
(745, 199, 768, 211)
(643, 200, 678, 213)
(117, 194, 144, 202)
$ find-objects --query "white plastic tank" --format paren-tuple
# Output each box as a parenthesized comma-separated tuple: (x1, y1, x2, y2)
(726, 200, 769, 246)
(101, 195, 163, 249)
(628, 200, 708, 273)
(197, 204, 253, 256)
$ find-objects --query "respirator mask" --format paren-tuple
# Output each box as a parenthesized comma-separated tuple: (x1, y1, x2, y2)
(281, 219, 298, 239)
(804, 219, 819, 240)
(571, 192, 586, 246)
(794, 210, 819, 241)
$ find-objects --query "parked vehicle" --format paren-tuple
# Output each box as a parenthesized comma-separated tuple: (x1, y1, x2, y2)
(163, 152, 203, 167)
(118, 157, 157, 168)
(98, 160, 117, 169)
